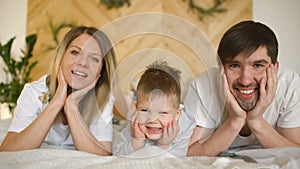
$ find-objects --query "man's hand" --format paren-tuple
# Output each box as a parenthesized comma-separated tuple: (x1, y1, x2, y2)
(247, 64, 278, 121)
(222, 71, 247, 121)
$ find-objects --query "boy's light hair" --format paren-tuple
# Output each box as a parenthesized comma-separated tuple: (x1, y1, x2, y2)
(136, 60, 181, 109)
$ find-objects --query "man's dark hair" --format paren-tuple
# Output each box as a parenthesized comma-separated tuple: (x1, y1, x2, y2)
(218, 20, 278, 64)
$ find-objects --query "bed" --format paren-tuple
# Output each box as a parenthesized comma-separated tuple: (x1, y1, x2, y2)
(0, 118, 299, 169)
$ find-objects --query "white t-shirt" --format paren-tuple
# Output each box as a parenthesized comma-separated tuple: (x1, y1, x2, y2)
(8, 75, 115, 145)
(113, 108, 195, 157)
(184, 67, 300, 148)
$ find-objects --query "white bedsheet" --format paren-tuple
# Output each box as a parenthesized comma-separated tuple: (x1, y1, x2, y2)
(0, 119, 299, 169)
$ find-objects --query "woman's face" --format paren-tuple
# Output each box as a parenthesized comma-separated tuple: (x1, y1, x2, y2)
(61, 33, 103, 90)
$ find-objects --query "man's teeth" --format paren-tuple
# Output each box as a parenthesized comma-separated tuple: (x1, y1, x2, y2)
(73, 71, 87, 77)
(239, 89, 254, 94)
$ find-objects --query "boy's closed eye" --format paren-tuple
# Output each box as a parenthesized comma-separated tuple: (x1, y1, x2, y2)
(159, 112, 169, 115)
(139, 109, 149, 113)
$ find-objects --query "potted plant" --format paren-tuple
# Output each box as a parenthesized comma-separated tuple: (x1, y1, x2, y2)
(0, 34, 38, 114)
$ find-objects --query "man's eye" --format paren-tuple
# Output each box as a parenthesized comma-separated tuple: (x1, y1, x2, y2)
(140, 109, 149, 112)
(254, 64, 264, 68)
(229, 64, 239, 68)
(225, 63, 240, 70)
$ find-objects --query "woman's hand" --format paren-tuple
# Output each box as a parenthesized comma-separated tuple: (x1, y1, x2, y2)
(64, 77, 99, 114)
(51, 68, 68, 108)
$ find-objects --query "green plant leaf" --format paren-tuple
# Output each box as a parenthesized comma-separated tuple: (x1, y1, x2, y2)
(0, 34, 38, 108)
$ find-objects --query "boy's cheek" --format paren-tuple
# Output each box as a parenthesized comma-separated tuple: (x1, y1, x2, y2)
(159, 116, 174, 127)
(138, 124, 147, 133)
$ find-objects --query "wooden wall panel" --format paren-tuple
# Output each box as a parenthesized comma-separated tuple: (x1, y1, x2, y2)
(27, 0, 252, 118)
(27, 0, 252, 81)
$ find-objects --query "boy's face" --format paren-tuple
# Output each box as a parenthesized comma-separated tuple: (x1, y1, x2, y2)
(136, 91, 181, 140)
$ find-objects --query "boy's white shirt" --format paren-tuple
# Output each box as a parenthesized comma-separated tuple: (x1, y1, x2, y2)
(113, 108, 195, 157)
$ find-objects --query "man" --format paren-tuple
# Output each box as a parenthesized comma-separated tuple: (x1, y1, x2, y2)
(185, 20, 300, 156)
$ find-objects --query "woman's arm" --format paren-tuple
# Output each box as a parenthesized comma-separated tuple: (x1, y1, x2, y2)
(63, 79, 112, 156)
(0, 70, 67, 151)
(64, 105, 112, 155)
(0, 97, 64, 151)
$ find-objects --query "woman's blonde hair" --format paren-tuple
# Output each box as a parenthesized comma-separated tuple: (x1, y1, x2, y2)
(48, 26, 116, 125)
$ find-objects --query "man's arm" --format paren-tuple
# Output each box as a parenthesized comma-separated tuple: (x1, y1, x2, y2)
(246, 64, 300, 148)
(188, 115, 245, 156)
(247, 118, 300, 148)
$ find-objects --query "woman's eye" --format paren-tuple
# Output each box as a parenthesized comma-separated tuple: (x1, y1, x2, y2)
(90, 56, 99, 63)
(70, 50, 80, 55)
(159, 112, 169, 115)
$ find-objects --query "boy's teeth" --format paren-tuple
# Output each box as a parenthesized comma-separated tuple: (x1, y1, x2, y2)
(239, 89, 254, 94)
(148, 127, 160, 130)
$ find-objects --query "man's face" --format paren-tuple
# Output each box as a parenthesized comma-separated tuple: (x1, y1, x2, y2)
(223, 46, 273, 111)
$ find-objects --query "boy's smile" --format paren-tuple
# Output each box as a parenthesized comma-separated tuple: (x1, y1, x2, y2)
(136, 90, 180, 140)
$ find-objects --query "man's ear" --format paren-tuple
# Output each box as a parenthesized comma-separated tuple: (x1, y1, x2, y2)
(274, 61, 279, 69)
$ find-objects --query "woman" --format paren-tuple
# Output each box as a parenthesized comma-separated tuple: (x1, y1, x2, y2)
(0, 26, 116, 155)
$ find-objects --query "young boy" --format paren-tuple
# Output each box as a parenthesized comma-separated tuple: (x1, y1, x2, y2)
(113, 61, 193, 157)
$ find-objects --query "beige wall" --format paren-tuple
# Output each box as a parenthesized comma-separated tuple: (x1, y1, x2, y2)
(253, 0, 300, 74)
(0, 0, 28, 83)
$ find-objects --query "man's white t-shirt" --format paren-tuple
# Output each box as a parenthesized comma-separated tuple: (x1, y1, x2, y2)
(184, 67, 300, 148)
(8, 75, 114, 145)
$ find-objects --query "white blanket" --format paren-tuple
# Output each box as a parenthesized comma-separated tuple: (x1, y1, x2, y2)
(0, 147, 290, 169)
(0, 119, 299, 169)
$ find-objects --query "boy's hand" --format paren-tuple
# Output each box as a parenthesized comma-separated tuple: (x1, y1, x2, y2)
(131, 111, 146, 150)
(157, 120, 180, 149)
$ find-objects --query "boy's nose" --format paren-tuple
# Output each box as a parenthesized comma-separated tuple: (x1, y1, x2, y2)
(147, 112, 160, 123)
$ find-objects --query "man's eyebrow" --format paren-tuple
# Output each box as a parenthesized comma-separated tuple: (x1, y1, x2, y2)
(253, 59, 269, 64)
(224, 60, 240, 64)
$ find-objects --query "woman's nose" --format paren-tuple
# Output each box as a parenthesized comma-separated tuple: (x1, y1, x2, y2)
(76, 53, 88, 67)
